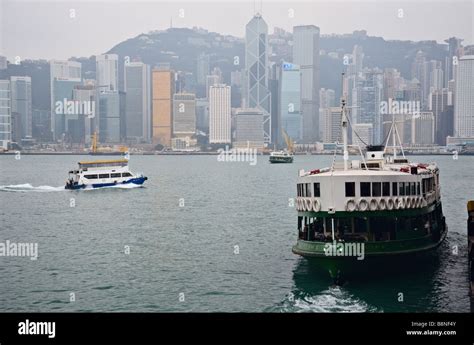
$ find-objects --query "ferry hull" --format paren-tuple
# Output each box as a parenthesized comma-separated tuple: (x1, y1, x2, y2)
(65, 176, 147, 190)
(292, 225, 447, 283)
(269, 156, 293, 163)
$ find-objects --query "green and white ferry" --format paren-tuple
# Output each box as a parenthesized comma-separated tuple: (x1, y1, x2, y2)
(292, 98, 447, 282)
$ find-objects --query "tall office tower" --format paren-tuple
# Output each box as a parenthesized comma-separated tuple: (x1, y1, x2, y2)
(245, 13, 272, 144)
(293, 25, 320, 143)
(0, 80, 11, 149)
(411, 51, 427, 107)
(319, 88, 335, 109)
(454, 55, 474, 138)
(430, 65, 444, 92)
(383, 68, 403, 101)
(98, 90, 124, 143)
(351, 45, 364, 75)
(206, 74, 220, 99)
(352, 123, 373, 147)
(411, 112, 435, 145)
(429, 88, 453, 145)
(196, 98, 209, 133)
(355, 69, 384, 144)
(196, 53, 210, 86)
(269, 62, 280, 146)
(124, 62, 151, 142)
(322, 107, 342, 143)
(0, 56, 7, 70)
(152, 65, 174, 146)
(96, 54, 119, 91)
(50, 60, 82, 141)
(209, 84, 231, 144)
(444, 37, 463, 87)
(231, 70, 242, 87)
(234, 108, 264, 149)
(73, 83, 97, 145)
(279, 62, 302, 142)
(10, 76, 32, 139)
(173, 93, 196, 137)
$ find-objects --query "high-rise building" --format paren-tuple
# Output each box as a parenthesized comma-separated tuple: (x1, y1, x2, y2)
(429, 88, 453, 145)
(444, 37, 463, 88)
(152, 66, 175, 146)
(206, 74, 220, 99)
(352, 123, 373, 146)
(245, 13, 272, 144)
(279, 62, 302, 142)
(0, 80, 11, 149)
(50, 60, 82, 141)
(10, 76, 32, 139)
(293, 25, 320, 143)
(96, 54, 119, 92)
(196, 98, 209, 133)
(173, 93, 196, 136)
(411, 112, 435, 145)
(454, 55, 474, 138)
(98, 90, 124, 143)
(209, 84, 231, 144)
(125, 62, 151, 142)
(322, 107, 341, 143)
(196, 53, 210, 86)
(72, 83, 97, 144)
(234, 108, 264, 149)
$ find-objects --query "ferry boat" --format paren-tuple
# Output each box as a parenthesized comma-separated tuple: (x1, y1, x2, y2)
(269, 130, 294, 163)
(65, 159, 147, 190)
(292, 94, 447, 282)
(269, 150, 294, 163)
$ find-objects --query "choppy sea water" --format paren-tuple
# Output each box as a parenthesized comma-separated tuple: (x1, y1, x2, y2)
(0, 154, 472, 312)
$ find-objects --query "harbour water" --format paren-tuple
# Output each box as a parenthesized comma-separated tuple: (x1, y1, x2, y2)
(0, 154, 472, 312)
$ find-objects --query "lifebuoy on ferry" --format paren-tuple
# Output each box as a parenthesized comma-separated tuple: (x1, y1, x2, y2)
(379, 198, 387, 210)
(359, 198, 369, 211)
(369, 198, 378, 211)
(416, 197, 422, 208)
(394, 198, 400, 209)
(346, 199, 357, 212)
(305, 198, 312, 212)
(312, 199, 321, 212)
(386, 198, 394, 210)
(296, 197, 302, 211)
(406, 197, 412, 209)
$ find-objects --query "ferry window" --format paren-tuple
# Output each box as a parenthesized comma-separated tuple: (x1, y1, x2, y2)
(405, 183, 410, 195)
(417, 182, 421, 195)
(122, 172, 132, 177)
(399, 182, 405, 196)
(345, 182, 355, 197)
(382, 182, 390, 196)
(84, 174, 98, 179)
(313, 183, 320, 197)
(360, 182, 371, 197)
(99, 174, 110, 179)
(422, 179, 426, 194)
(372, 182, 381, 197)
(411, 182, 416, 195)
(111, 173, 121, 178)
(392, 182, 398, 196)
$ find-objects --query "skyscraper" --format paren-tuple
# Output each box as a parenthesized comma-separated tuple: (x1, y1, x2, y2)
(73, 83, 97, 144)
(10, 76, 32, 139)
(152, 65, 174, 146)
(196, 53, 210, 86)
(50, 60, 82, 141)
(454, 55, 474, 138)
(429, 88, 453, 144)
(98, 90, 123, 143)
(96, 54, 119, 92)
(245, 13, 272, 144)
(293, 25, 320, 143)
(173, 93, 196, 137)
(279, 62, 302, 142)
(234, 108, 264, 149)
(209, 84, 231, 144)
(0, 80, 11, 149)
(125, 62, 151, 142)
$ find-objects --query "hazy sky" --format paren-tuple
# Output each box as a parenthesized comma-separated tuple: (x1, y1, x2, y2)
(1, 0, 473, 61)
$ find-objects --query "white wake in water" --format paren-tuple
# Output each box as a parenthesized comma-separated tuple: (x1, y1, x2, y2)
(0, 183, 66, 192)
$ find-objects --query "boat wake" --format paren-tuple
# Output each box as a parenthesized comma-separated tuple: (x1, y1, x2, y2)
(268, 286, 380, 313)
(0, 183, 66, 193)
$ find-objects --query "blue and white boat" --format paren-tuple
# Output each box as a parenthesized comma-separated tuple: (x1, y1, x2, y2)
(65, 159, 147, 190)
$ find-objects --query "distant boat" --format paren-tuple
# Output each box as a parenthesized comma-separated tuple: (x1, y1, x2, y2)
(65, 159, 147, 190)
(269, 129, 294, 164)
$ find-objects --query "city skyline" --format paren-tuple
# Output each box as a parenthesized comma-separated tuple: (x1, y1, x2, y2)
(1, 0, 473, 61)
